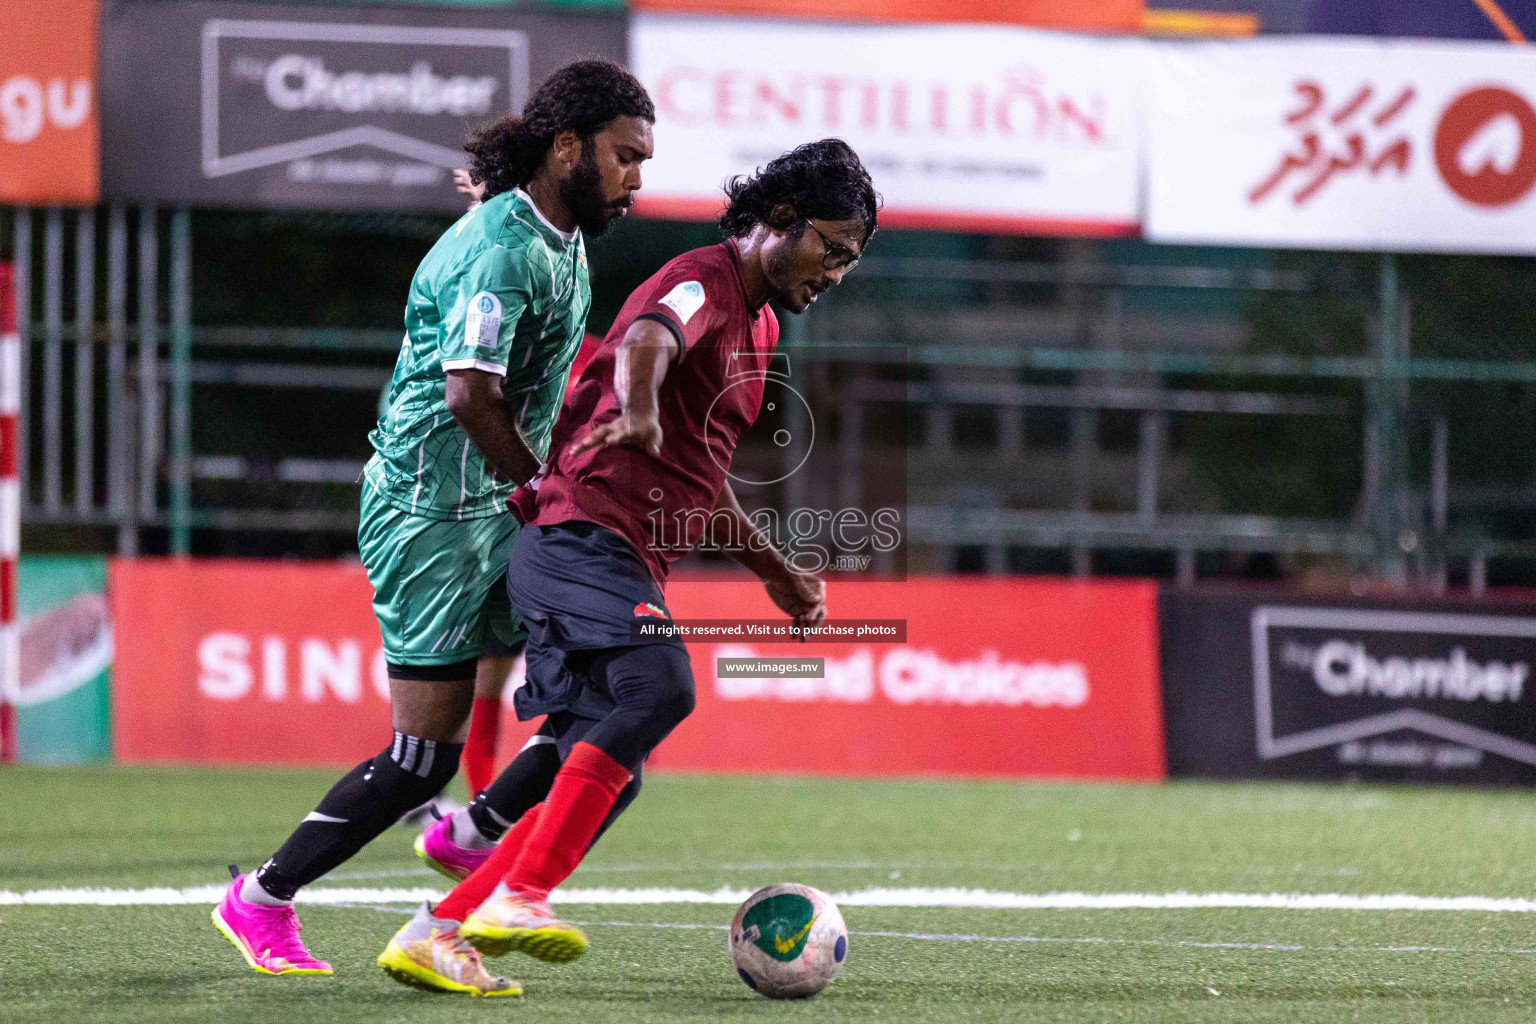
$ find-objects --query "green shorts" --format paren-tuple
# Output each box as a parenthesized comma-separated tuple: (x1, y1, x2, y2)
(357, 481, 523, 669)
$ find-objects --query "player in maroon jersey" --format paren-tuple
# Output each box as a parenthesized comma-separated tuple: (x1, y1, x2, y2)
(379, 139, 878, 984)
(458, 330, 605, 798)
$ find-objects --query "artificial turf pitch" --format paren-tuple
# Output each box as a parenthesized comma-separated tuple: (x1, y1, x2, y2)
(6, 767, 1536, 1022)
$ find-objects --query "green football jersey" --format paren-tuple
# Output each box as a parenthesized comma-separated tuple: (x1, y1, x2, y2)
(365, 188, 592, 520)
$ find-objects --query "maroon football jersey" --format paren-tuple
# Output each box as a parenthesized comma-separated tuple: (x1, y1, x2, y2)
(514, 240, 780, 587)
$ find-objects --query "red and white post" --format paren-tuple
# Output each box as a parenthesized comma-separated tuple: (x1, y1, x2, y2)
(0, 265, 18, 764)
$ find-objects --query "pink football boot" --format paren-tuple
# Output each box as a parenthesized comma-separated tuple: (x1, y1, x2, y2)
(415, 814, 493, 883)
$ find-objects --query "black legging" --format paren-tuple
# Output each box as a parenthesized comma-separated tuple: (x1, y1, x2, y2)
(470, 641, 692, 847)
(471, 702, 655, 847)
(571, 643, 696, 773)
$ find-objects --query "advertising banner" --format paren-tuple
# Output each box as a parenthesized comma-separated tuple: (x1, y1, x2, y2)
(111, 558, 1164, 777)
(1146, 37, 1536, 253)
(1161, 588, 1536, 783)
(1, 0, 100, 205)
(631, 0, 1143, 33)
(100, 3, 626, 211)
(109, 558, 539, 765)
(15, 557, 112, 764)
(658, 576, 1165, 778)
(631, 15, 1144, 235)
(1308, 0, 1536, 41)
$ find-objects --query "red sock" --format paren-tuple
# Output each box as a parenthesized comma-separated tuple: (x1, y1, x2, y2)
(504, 742, 631, 901)
(463, 696, 503, 797)
(434, 803, 543, 922)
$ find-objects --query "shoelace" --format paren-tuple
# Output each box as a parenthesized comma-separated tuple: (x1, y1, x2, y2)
(262, 905, 314, 960)
(428, 927, 483, 962)
(444, 932, 480, 961)
(506, 896, 556, 920)
(432, 929, 492, 982)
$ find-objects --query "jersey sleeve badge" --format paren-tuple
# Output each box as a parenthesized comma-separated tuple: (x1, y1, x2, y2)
(466, 291, 502, 349)
(658, 280, 706, 325)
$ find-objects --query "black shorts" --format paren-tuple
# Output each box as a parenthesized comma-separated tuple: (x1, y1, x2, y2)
(507, 521, 685, 722)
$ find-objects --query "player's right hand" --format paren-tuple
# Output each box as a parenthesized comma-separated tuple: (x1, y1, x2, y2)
(766, 573, 827, 640)
(567, 412, 663, 459)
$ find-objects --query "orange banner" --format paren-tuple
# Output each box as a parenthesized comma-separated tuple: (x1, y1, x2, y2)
(632, 0, 1143, 32)
(112, 559, 1164, 779)
(0, 0, 100, 205)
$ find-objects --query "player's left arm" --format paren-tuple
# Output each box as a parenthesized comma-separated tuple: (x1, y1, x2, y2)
(712, 482, 827, 633)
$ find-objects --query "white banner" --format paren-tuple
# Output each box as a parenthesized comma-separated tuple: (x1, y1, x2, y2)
(630, 15, 1143, 235)
(1146, 38, 1536, 253)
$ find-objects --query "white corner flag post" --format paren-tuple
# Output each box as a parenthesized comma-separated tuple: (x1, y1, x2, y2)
(0, 264, 17, 765)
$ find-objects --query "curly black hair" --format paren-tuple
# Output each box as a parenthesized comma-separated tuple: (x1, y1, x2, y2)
(465, 59, 654, 198)
(718, 138, 881, 243)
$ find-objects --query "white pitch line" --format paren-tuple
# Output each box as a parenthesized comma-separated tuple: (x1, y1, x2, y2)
(569, 860, 882, 874)
(0, 885, 442, 906)
(308, 911, 1536, 957)
(324, 860, 879, 881)
(238, 909, 1536, 957)
(10, 885, 1536, 913)
(571, 920, 1536, 956)
(326, 868, 437, 881)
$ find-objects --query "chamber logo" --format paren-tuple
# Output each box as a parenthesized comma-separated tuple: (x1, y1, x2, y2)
(1252, 606, 1536, 767)
(260, 55, 498, 116)
(1309, 639, 1527, 702)
(200, 20, 527, 184)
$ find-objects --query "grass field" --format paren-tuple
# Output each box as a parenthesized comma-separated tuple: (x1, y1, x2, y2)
(7, 766, 1536, 1023)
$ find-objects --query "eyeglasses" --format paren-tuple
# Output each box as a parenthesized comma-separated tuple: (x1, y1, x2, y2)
(805, 221, 861, 272)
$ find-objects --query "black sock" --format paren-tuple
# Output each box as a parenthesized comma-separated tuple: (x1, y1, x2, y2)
(255, 732, 462, 901)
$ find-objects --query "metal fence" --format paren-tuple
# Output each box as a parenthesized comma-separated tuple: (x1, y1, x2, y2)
(816, 252, 1536, 591)
(6, 205, 191, 555)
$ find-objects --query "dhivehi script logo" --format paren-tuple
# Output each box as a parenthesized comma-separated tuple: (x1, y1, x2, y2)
(200, 20, 527, 183)
(1252, 606, 1536, 767)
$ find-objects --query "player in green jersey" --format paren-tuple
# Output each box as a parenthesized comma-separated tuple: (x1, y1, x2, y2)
(212, 60, 654, 982)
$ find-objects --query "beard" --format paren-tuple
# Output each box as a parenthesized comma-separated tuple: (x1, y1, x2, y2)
(559, 143, 626, 238)
(763, 231, 810, 313)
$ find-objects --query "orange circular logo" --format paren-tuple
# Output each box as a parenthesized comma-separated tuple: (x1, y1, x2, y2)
(1434, 86, 1536, 207)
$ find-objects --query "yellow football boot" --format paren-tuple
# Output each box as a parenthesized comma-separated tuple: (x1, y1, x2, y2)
(377, 902, 522, 997)
(459, 883, 589, 962)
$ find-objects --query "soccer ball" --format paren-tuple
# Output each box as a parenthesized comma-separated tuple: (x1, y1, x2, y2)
(729, 883, 847, 999)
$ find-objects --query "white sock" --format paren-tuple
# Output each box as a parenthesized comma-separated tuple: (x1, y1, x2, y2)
(450, 807, 496, 851)
(419, 900, 452, 926)
(240, 872, 292, 907)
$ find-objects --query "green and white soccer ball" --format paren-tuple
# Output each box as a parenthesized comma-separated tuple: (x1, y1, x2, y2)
(729, 883, 847, 999)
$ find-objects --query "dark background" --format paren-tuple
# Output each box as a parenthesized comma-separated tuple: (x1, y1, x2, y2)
(1161, 587, 1536, 784)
